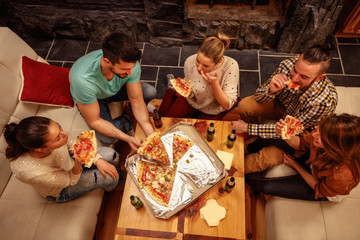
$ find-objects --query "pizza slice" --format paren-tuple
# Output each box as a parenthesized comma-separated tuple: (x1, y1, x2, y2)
(281, 115, 304, 139)
(137, 132, 170, 165)
(284, 77, 300, 90)
(172, 134, 194, 163)
(137, 160, 176, 207)
(170, 77, 193, 98)
(71, 130, 97, 168)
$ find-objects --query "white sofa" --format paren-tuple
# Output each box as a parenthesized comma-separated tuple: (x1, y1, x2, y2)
(264, 86, 360, 240)
(0, 27, 104, 240)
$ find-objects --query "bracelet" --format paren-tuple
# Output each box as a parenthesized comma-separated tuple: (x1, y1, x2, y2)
(93, 154, 102, 165)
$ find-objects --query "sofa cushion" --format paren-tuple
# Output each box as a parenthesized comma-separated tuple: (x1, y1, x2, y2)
(321, 198, 360, 240)
(265, 197, 327, 240)
(335, 86, 360, 115)
(34, 203, 99, 240)
(20, 56, 74, 107)
(0, 199, 46, 240)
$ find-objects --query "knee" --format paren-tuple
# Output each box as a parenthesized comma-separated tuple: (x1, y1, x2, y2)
(97, 147, 118, 162)
(237, 96, 254, 115)
(141, 82, 157, 102)
(96, 134, 118, 145)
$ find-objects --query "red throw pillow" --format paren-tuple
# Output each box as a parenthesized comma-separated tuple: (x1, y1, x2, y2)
(20, 56, 74, 107)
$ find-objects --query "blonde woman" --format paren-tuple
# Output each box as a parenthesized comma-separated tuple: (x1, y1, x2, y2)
(159, 33, 239, 120)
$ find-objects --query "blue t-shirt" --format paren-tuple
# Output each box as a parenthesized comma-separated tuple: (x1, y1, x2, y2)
(69, 49, 141, 105)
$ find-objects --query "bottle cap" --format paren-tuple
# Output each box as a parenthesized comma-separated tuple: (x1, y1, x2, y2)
(231, 129, 236, 134)
(130, 195, 135, 200)
(210, 122, 214, 127)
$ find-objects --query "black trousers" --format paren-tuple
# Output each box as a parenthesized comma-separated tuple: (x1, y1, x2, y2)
(245, 150, 327, 201)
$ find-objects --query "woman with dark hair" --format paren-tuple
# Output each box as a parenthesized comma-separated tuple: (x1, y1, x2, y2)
(4, 116, 120, 202)
(158, 33, 239, 120)
(246, 113, 360, 201)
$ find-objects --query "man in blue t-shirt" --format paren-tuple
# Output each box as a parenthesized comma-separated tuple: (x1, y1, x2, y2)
(70, 32, 156, 150)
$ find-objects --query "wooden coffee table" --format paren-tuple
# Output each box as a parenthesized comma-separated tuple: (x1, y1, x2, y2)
(114, 117, 245, 240)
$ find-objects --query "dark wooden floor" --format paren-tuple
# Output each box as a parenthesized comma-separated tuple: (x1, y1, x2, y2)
(94, 140, 130, 240)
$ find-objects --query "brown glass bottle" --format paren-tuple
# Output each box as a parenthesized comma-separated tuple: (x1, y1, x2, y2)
(224, 177, 235, 193)
(153, 109, 163, 128)
(130, 195, 143, 209)
(207, 122, 215, 142)
(226, 129, 236, 148)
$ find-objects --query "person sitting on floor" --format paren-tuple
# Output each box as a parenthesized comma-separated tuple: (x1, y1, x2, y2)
(69, 32, 156, 149)
(4, 116, 120, 202)
(246, 113, 360, 201)
(158, 33, 239, 120)
(231, 45, 338, 173)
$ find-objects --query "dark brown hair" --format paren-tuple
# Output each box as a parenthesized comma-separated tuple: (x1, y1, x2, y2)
(315, 114, 360, 181)
(4, 116, 51, 160)
(102, 32, 142, 65)
(302, 45, 332, 74)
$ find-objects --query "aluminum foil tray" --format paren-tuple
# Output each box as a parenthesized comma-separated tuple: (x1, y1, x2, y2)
(125, 121, 227, 219)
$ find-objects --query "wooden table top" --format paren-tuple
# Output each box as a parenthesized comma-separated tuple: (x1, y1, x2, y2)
(115, 117, 245, 240)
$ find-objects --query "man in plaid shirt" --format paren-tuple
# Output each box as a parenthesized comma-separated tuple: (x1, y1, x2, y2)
(232, 45, 338, 173)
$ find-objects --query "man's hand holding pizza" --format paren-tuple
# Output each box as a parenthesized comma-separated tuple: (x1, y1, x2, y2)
(269, 73, 288, 93)
(275, 118, 286, 137)
(275, 117, 301, 150)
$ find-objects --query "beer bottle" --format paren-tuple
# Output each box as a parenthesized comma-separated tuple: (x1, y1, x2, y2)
(224, 177, 235, 193)
(130, 195, 143, 210)
(207, 122, 215, 142)
(226, 129, 236, 148)
(153, 109, 163, 128)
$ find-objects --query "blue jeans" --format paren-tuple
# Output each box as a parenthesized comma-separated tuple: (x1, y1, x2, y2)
(46, 147, 120, 203)
(97, 82, 157, 144)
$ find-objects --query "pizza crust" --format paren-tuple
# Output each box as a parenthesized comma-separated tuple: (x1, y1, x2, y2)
(170, 77, 193, 98)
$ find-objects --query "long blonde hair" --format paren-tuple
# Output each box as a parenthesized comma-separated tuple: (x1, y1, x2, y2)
(198, 33, 230, 63)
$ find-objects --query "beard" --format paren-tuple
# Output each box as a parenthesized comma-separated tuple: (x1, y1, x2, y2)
(110, 67, 128, 78)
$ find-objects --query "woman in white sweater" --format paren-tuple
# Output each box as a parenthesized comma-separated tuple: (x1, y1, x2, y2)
(158, 33, 239, 120)
(4, 116, 119, 202)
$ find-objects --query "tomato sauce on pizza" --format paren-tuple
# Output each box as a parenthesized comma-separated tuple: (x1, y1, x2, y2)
(137, 160, 176, 207)
(170, 77, 193, 98)
(137, 132, 170, 165)
(281, 115, 304, 139)
(71, 130, 97, 168)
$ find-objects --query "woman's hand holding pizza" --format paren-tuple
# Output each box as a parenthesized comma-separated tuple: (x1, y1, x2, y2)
(269, 73, 287, 93)
(95, 158, 119, 180)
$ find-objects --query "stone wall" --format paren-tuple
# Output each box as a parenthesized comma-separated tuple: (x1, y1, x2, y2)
(277, 0, 344, 53)
(0, 0, 345, 53)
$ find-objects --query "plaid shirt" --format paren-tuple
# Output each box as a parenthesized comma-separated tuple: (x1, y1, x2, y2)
(248, 57, 338, 138)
